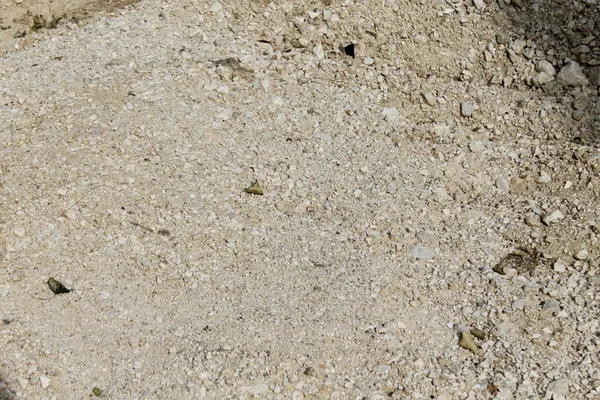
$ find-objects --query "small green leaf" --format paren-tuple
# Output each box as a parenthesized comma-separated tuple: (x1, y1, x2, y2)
(92, 387, 103, 396)
(244, 181, 263, 195)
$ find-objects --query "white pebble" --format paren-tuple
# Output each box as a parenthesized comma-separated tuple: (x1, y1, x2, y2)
(542, 210, 564, 225)
(553, 261, 566, 273)
(574, 249, 588, 260)
(40, 376, 50, 389)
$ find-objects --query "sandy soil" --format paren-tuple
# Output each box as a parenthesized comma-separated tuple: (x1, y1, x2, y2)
(0, 0, 599, 399)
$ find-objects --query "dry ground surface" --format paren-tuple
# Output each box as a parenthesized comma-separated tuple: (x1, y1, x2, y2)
(0, 0, 599, 399)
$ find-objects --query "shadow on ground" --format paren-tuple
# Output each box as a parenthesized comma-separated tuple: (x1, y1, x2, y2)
(0, 373, 15, 400)
(0, 0, 140, 53)
(494, 0, 599, 145)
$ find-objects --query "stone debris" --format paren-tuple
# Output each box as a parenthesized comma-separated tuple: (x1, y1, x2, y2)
(0, 0, 598, 398)
(409, 245, 436, 260)
(556, 61, 590, 86)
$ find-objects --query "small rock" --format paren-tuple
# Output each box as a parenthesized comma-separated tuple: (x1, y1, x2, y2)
(542, 299, 560, 313)
(524, 213, 541, 227)
(13, 227, 25, 237)
(313, 132, 332, 141)
(469, 141, 485, 152)
(381, 107, 400, 128)
(490, 73, 504, 85)
(556, 61, 590, 86)
(416, 230, 438, 247)
(409, 245, 436, 260)
(535, 60, 556, 76)
(532, 72, 554, 86)
(571, 45, 590, 55)
(572, 95, 589, 110)
(572, 110, 585, 121)
(459, 331, 478, 353)
(536, 170, 551, 183)
(292, 391, 304, 400)
(495, 177, 510, 193)
(414, 34, 428, 44)
(473, 0, 485, 9)
(216, 107, 234, 121)
(209, 2, 222, 12)
(422, 91, 437, 106)
(511, 39, 526, 54)
(574, 249, 588, 260)
(506, 49, 520, 64)
(546, 379, 569, 399)
(495, 322, 519, 336)
(461, 102, 475, 117)
(17, 377, 28, 389)
(313, 44, 325, 60)
(496, 33, 510, 44)
(511, 0, 524, 7)
(40, 376, 50, 389)
(553, 261, 567, 273)
(240, 383, 269, 395)
(523, 47, 535, 59)
(363, 57, 374, 65)
(542, 210, 564, 225)
(512, 298, 525, 310)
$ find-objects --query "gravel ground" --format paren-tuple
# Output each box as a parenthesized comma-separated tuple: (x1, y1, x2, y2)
(0, 0, 599, 399)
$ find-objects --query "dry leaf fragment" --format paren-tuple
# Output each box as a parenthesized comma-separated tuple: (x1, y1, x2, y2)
(487, 383, 499, 395)
(459, 331, 478, 353)
(244, 181, 264, 195)
(470, 327, 486, 340)
(47, 277, 70, 294)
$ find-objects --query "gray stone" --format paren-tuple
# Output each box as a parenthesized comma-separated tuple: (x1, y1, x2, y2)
(571, 45, 590, 55)
(495, 177, 510, 193)
(523, 47, 535, 59)
(313, 44, 325, 60)
(556, 62, 590, 86)
(473, 0, 485, 9)
(461, 102, 475, 117)
(416, 230, 438, 247)
(574, 249, 588, 260)
(512, 298, 525, 310)
(422, 91, 437, 106)
(506, 49, 520, 64)
(553, 261, 566, 273)
(573, 95, 589, 110)
(542, 299, 560, 313)
(496, 33, 510, 44)
(546, 379, 569, 399)
(572, 110, 585, 121)
(409, 245, 436, 259)
(542, 210, 564, 225)
(469, 141, 485, 152)
(381, 107, 400, 127)
(240, 383, 269, 395)
(536, 60, 556, 76)
(511, 39, 526, 54)
(363, 57, 375, 65)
